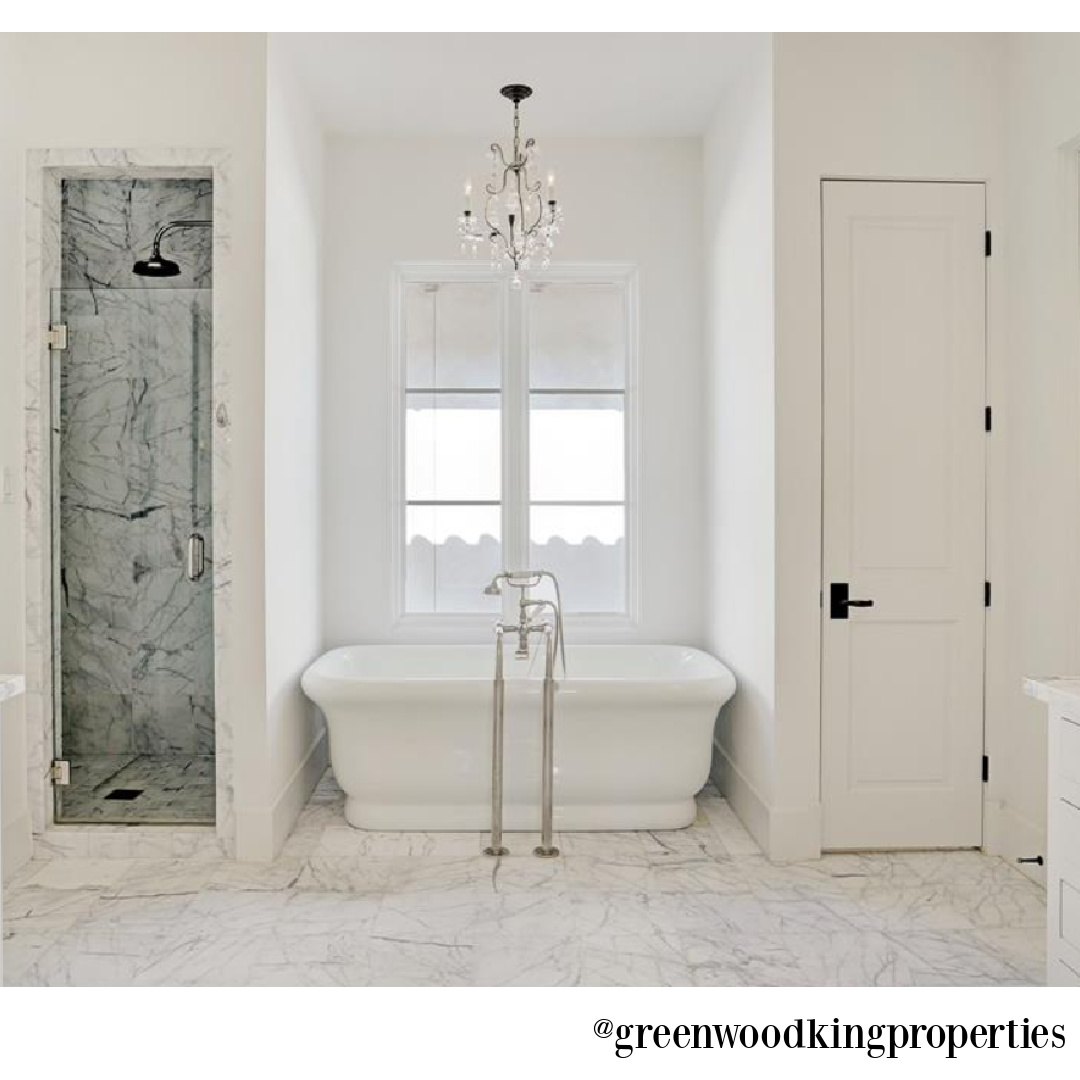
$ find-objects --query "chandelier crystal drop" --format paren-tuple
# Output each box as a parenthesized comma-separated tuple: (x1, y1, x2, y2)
(458, 84, 563, 287)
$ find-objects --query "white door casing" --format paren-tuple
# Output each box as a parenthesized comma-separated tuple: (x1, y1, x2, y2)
(821, 180, 987, 850)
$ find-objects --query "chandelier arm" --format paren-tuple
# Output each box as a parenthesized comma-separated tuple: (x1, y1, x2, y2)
(525, 187, 547, 239)
(483, 202, 507, 251)
(485, 144, 510, 196)
(482, 191, 517, 266)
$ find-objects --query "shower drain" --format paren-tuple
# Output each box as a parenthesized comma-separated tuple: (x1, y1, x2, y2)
(104, 788, 144, 801)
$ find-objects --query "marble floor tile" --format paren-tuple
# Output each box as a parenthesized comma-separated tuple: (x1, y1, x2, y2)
(473, 937, 585, 987)
(363, 937, 474, 986)
(3, 884, 103, 930)
(22, 858, 133, 891)
(484, 853, 567, 895)
(898, 930, 1039, 985)
(3, 775, 1048, 987)
(562, 855, 659, 894)
(961, 927, 1046, 985)
(291, 857, 392, 896)
(582, 948, 694, 987)
(569, 892, 687, 961)
(687, 930, 941, 988)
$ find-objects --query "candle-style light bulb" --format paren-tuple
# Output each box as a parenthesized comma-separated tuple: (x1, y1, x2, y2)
(464, 178, 473, 213)
(547, 173, 556, 202)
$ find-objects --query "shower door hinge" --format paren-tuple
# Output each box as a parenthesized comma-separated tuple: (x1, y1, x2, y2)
(49, 759, 70, 786)
(985, 580, 992, 608)
(46, 324, 68, 350)
(985, 230, 992, 257)
(982, 754, 990, 783)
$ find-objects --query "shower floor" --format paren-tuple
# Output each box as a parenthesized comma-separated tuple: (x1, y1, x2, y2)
(57, 755, 215, 825)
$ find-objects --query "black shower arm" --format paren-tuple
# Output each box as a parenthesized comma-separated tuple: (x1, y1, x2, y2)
(152, 220, 212, 250)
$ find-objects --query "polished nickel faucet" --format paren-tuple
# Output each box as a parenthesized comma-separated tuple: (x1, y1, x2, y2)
(483, 570, 566, 672)
(481, 570, 565, 858)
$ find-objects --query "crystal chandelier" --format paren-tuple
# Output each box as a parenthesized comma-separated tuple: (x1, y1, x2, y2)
(458, 84, 563, 287)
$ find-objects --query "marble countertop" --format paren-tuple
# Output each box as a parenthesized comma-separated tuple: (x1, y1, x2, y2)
(1023, 676, 1080, 708)
(0, 674, 25, 704)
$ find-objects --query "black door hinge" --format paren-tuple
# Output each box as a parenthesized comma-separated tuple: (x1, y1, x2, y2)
(985, 230, 992, 257)
(982, 755, 990, 783)
(985, 405, 992, 432)
(984, 581, 992, 608)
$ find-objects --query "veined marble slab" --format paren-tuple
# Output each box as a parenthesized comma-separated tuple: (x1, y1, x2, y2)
(2, 780, 1046, 988)
(1022, 676, 1080, 708)
(23, 148, 234, 852)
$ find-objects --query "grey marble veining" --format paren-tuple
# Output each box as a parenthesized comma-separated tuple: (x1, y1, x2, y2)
(54, 178, 214, 815)
(50, 756, 215, 824)
(24, 148, 234, 852)
(2, 778, 1047, 987)
(62, 178, 212, 292)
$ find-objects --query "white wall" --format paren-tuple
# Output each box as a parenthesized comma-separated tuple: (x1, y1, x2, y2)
(768, 33, 1005, 858)
(321, 136, 705, 647)
(0, 34, 270, 871)
(257, 39, 328, 859)
(988, 35, 1080, 876)
(702, 41, 778, 848)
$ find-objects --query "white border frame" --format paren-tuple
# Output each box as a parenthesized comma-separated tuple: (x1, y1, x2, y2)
(23, 149, 235, 854)
(389, 261, 640, 634)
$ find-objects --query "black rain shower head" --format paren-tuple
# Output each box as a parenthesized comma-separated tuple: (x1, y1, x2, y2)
(132, 242, 181, 278)
(132, 219, 211, 278)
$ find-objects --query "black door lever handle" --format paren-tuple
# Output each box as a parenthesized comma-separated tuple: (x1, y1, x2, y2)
(830, 582, 875, 619)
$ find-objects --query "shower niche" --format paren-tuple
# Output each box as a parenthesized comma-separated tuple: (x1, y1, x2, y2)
(51, 177, 215, 824)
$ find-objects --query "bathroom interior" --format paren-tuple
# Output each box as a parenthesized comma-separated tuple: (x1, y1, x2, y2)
(1, 31, 1080, 989)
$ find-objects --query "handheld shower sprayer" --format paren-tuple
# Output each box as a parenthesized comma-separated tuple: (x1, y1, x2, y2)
(482, 570, 566, 677)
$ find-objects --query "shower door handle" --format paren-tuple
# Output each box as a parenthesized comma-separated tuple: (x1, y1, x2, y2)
(186, 533, 206, 582)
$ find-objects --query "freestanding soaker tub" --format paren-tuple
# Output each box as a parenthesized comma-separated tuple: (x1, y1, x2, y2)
(301, 644, 736, 832)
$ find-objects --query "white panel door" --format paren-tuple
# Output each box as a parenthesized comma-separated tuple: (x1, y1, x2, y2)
(821, 180, 986, 850)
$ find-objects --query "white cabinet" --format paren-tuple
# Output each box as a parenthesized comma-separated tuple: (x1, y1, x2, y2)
(1024, 677, 1080, 986)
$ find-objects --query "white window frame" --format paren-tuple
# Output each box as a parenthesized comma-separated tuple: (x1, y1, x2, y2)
(390, 261, 640, 632)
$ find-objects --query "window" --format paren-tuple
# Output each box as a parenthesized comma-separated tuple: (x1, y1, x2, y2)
(395, 265, 636, 619)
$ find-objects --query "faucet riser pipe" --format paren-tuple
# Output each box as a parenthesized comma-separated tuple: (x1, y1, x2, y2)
(534, 628, 559, 858)
(483, 628, 509, 857)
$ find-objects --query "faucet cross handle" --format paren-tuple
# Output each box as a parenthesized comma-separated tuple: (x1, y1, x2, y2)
(481, 569, 567, 678)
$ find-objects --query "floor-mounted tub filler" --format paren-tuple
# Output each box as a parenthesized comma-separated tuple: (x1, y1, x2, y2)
(302, 571, 736, 840)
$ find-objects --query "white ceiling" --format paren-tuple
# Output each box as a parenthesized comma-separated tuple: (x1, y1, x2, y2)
(278, 33, 759, 138)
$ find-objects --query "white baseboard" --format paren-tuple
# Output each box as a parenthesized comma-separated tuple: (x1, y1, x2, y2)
(983, 797, 1046, 887)
(711, 739, 821, 862)
(235, 726, 328, 863)
(711, 740, 771, 850)
(2, 809, 32, 881)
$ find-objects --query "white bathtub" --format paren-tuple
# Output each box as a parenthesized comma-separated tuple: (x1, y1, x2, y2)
(301, 644, 736, 832)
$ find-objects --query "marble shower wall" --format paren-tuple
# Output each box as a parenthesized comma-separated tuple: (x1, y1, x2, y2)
(58, 178, 214, 757)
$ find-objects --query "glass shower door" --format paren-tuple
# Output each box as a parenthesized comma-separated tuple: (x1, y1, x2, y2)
(52, 287, 215, 823)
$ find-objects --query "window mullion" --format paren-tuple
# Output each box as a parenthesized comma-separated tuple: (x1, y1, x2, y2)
(502, 280, 529, 590)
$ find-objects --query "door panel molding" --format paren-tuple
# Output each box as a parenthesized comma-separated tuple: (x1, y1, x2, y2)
(821, 179, 987, 850)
